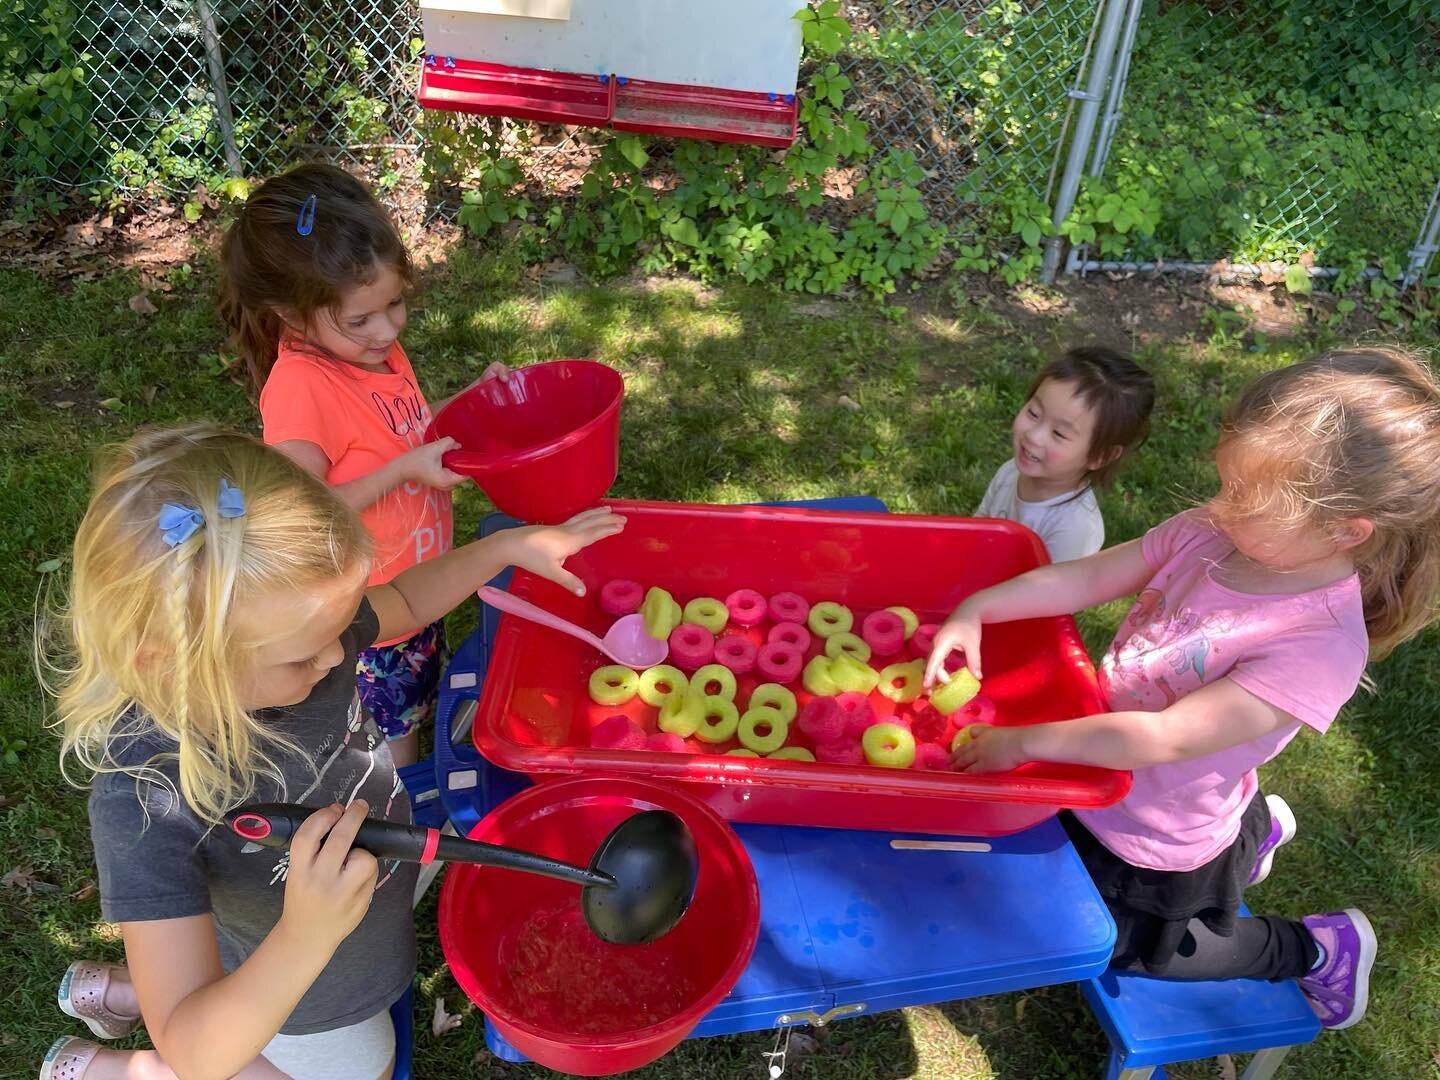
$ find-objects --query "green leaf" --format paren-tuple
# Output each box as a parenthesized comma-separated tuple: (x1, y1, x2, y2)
(617, 136, 649, 171)
(668, 217, 702, 246)
(35, 558, 63, 573)
(1020, 221, 1041, 247)
(890, 205, 911, 236)
(1283, 265, 1313, 295)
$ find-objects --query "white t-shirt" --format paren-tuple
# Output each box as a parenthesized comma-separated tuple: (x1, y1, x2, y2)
(975, 458, 1104, 563)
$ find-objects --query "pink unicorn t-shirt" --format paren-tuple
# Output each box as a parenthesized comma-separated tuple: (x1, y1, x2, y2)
(1072, 509, 1368, 871)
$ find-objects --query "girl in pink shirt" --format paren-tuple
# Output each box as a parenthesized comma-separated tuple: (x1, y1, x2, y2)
(218, 164, 506, 767)
(927, 347, 1440, 1031)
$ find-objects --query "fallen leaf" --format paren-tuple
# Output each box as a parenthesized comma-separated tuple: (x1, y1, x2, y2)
(2, 866, 39, 893)
(53, 400, 76, 409)
(99, 398, 124, 411)
(142, 384, 159, 405)
(1014, 995, 1028, 1021)
(33, 827, 56, 840)
(70, 881, 98, 903)
(35, 559, 63, 573)
(128, 293, 157, 315)
(788, 1031, 819, 1057)
(837, 394, 862, 412)
(431, 996, 463, 1037)
(1216, 1053, 1236, 1080)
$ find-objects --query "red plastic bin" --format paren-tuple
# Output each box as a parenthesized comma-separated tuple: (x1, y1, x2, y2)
(417, 57, 610, 126)
(473, 500, 1130, 837)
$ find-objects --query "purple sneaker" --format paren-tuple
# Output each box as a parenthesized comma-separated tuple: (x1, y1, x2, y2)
(1248, 793, 1297, 886)
(1298, 909, 1377, 1030)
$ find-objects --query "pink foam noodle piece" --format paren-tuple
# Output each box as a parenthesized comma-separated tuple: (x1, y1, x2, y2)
(909, 706, 952, 746)
(797, 697, 845, 743)
(814, 739, 865, 765)
(767, 621, 812, 652)
(956, 693, 997, 727)
(645, 731, 688, 754)
(668, 623, 716, 671)
(767, 591, 811, 625)
(756, 641, 803, 683)
(861, 610, 906, 657)
(724, 588, 768, 628)
(834, 691, 875, 737)
(713, 635, 758, 675)
(590, 715, 646, 750)
(599, 578, 645, 617)
(911, 623, 940, 658)
(912, 742, 951, 771)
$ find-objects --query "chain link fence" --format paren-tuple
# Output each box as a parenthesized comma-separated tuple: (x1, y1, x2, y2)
(4, 0, 1438, 281)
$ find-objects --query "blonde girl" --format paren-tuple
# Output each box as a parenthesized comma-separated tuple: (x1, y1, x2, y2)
(40, 425, 623, 1080)
(927, 347, 1440, 1031)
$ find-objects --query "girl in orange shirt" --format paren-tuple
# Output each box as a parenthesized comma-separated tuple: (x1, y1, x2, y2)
(219, 163, 499, 766)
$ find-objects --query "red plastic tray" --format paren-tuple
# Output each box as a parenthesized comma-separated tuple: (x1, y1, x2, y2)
(474, 500, 1129, 837)
(417, 57, 611, 126)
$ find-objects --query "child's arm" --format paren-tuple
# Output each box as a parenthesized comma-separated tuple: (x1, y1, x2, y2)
(953, 677, 1298, 773)
(432, 361, 511, 413)
(366, 506, 626, 643)
(274, 437, 467, 513)
(120, 803, 378, 1079)
(925, 537, 1151, 684)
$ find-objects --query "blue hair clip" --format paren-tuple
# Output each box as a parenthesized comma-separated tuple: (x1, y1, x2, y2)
(296, 193, 317, 236)
(158, 503, 204, 548)
(158, 480, 246, 549)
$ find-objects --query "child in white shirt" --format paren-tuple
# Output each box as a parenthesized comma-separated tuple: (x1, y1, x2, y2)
(977, 346, 1155, 563)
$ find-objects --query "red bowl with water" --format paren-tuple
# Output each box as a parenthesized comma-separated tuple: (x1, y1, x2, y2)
(438, 776, 759, 1076)
(427, 359, 623, 524)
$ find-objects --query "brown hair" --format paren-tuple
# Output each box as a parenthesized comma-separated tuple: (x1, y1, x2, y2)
(1027, 346, 1155, 491)
(1212, 346, 1440, 658)
(218, 163, 412, 393)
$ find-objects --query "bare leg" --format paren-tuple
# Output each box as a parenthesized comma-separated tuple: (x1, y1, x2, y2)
(80, 1048, 293, 1079)
(386, 730, 419, 768)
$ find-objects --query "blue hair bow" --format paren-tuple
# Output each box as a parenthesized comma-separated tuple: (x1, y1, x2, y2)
(158, 479, 247, 548)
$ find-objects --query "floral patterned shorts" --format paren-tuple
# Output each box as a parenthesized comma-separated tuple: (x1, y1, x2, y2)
(355, 620, 448, 741)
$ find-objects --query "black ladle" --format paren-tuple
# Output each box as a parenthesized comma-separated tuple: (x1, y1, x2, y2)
(227, 803, 698, 945)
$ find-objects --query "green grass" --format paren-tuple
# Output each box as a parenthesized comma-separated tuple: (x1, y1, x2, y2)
(1, 251, 1437, 1079)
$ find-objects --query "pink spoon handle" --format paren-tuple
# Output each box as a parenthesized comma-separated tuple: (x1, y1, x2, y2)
(478, 586, 609, 655)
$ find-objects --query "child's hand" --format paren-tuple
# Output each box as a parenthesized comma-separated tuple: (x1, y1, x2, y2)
(277, 801, 378, 950)
(949, 724, 1027, 773)
(504, 507, 627, 595)
(924, 601, 984, 687)
(478, 361, 511, 383)
(403, 438, 468, 491)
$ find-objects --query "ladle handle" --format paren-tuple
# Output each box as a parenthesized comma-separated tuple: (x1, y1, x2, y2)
(478, 585, 606, 652)
(228, 804, 613, 889)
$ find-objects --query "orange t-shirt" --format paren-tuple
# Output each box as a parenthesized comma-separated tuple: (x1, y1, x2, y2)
(260, 341, 453, 599)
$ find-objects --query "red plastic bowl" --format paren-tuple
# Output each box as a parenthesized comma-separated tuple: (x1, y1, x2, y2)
(438, 777, 759, 1076)
(427, 359, 623, 524)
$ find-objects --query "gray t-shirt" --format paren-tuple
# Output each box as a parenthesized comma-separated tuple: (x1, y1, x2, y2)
(87, 599, 419, 1035)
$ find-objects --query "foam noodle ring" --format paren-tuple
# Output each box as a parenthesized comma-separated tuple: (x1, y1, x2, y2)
(768, 621, 812, 652)
(695, 696, 740, 744)
(861, 610, 907, 658)
(912, 742, 951, 771)
(824, 631, 871, 663)
(646, 732, 687, 753)
(802, 655, 839, 696)
(829, 653, 880, 695)
(951, 726, 976, 752)
(767, 591, 811, 625)
(957, 693, 997, 727)
(714, 635, 758, 676)
(691, 664, 738, 700)
(638, 665, 689, 707)
(725, 749, 760, 757)
(911, 623, 940, 659)
(797, 696, 844, 742)
(642, 586, 682, 639)
(930, 669, 982, 717)
(886, 605, 919, 640)
(815, 739, 865, 765)
(587, 665, 639, 706)
(877, 660, 926, 703)
(737, 707, 790, 754)
(667, 623, 716, 671)
(807, 601, 854, 638)
(658, 690, 702, 738)
(756, 641, 803, 683)
(748, 683, 798, 723)
(590, 715, 646, 750)
(682, 597, 728, 635)
(768, 746, 816, 762)
(834, 691, 874, 737)
(863, 722, 917, 768)
(600, 579, 644, 617)
(724, 588, 768, 628)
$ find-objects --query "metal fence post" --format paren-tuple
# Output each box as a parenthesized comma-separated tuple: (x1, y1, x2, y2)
(1042, 0, 1133, 283)
(1403, 178, 1440, 290)
(194, 0, 243, 176)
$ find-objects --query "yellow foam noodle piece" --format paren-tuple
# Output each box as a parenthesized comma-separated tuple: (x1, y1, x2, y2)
(876, 659, 925, 703)
(829, 653, 880, 694)
(930, 669, 981, 716)
(802, 655, 839, 696)
(642, 586, 681, 639)
(824, 631, 871, 663)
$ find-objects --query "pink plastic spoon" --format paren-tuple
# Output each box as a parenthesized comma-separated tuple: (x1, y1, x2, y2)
(478, 586, 669, 668)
